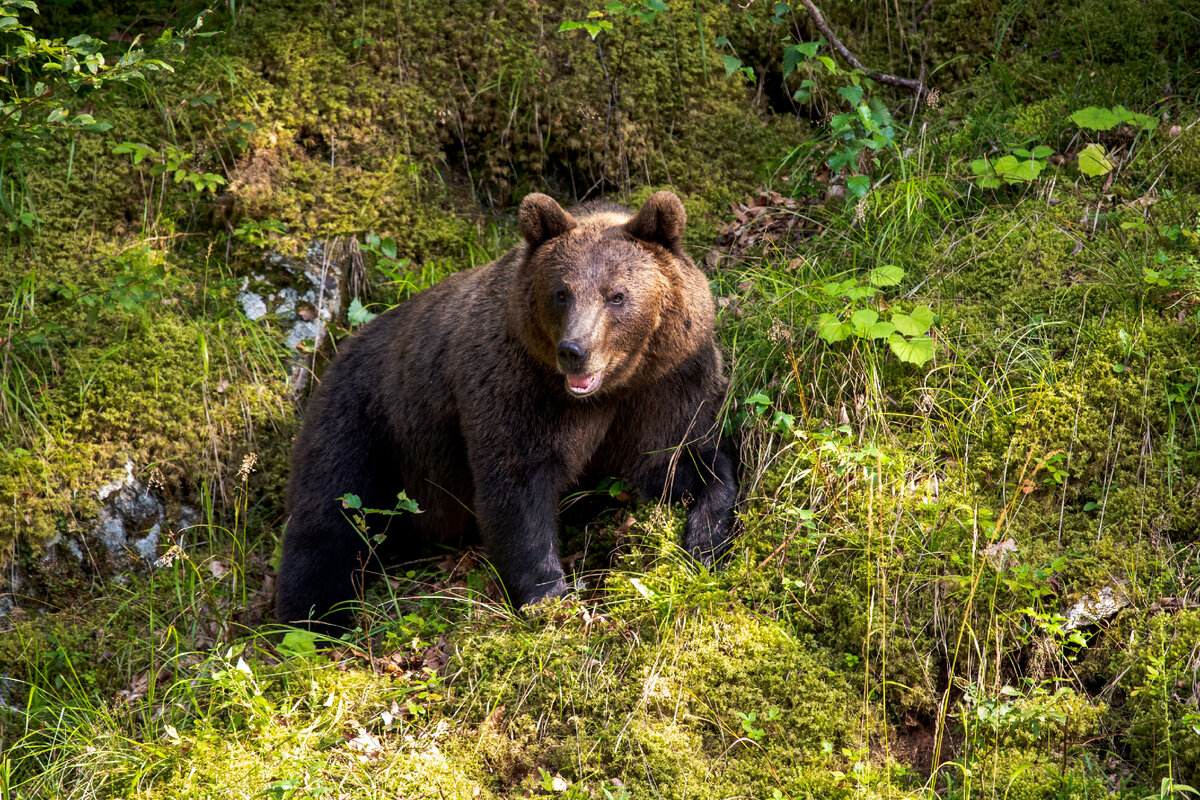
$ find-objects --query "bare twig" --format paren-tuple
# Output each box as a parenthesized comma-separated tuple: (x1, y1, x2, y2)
(798, 0, 927, 97)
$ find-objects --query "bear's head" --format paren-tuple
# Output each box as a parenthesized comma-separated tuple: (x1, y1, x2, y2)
(512, 191, 715, 398)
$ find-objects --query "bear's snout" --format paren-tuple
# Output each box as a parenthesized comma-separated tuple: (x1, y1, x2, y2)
(556, 339, 589, 372)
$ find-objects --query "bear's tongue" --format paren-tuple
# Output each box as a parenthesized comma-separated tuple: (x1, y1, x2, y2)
(567, 372, 602, 395)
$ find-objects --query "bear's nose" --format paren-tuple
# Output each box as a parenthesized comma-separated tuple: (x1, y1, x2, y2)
(556, 340, 588, 372)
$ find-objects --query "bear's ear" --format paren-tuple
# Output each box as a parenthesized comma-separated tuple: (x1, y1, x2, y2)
(519, 193, 577, 247)
(624, 191, 686, 251)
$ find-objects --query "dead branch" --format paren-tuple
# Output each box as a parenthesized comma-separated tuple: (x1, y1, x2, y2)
(798, 0, 927, 97)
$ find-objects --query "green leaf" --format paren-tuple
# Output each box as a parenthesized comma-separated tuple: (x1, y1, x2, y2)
(817, 55, 837, 73)
(348, 297, 377, 327)
(837, 85, 863, 106)
(1009, 158, 1043, 182)
(869, 265, 904, 287)
(1031, 145, 1054, 159)
(1078, 143, 1113, 177)
(279, 629, 319, 656)
(782, 43, 809, 79)
(827, 148, 857, 171)
(850, 308, 879, 337)
(45, 107, 68, 123)
(846, 174, 870, 198)
(1070, 106, 1122, 131)
(341, 493, 362, 510)
(817, 313, 852, 343)
(888, 334, 934, 365)
(394, 490, 422, 514)
(868, 321, 896, 340)
(891, 305, 935, 336)
(992, 154, 1021, 180)
(843, 284, 875, 302)
(970, 157, 992, 177)
(722, 54, 743, 78)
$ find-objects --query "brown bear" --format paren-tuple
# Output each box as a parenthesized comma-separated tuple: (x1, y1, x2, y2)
(276, 191, 738, 630)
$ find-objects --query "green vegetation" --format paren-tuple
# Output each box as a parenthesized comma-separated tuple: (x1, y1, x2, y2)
(1, 0, 1199, 797)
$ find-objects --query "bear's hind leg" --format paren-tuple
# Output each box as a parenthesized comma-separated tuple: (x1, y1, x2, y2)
(276, 418, 400, 632)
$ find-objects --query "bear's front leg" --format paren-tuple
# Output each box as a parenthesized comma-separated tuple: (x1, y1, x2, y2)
(631, 433, 739, 567)
(474, 478, 570, 608)
(678, 439, 739, 566)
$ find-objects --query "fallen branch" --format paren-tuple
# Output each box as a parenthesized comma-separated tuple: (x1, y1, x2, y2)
(798, 0, 927, 97)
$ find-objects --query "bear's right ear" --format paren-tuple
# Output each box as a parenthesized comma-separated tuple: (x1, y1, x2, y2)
(519, 193, 577, 247)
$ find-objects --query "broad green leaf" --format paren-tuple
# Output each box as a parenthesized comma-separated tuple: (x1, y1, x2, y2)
(1031, 145, 1054, 159)
(891, 305, 935, 336)
(783, 42, 818, 78)
(722, 54, 743, 78)
(827, 148, 857, 171)
(817, 55, 837, 73)
(992, 154, 1021, 180)
(1070, 106, 1121, 131)
(817, 313, 852, 344)
(837, 85, 864, 106)
(843, 284, 875, 302)
(394, 490, 422, 514)
(348, 297, 377, 326)
(846, 174, 870, 197)
(850, 308, 878, 337)
(869, 321, 896, 340)
(869, 264, 904, 287)
(1009, 158, 1043, 182)
(1078, 143, 1113, 177)
(557, 20, 583, 31)
(829, 112, 857, 134)
(279, 629, 318, 656)
(46, 107, 67, 123)
(867, 97, 893, 127)
(970, 157, 992, 177)
(888, 334, 934, 365)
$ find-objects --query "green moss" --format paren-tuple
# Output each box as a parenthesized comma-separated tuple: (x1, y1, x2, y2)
(1116, 610, 1200, 782)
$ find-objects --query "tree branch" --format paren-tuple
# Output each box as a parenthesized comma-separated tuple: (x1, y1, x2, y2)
(798, 0, 927, 97)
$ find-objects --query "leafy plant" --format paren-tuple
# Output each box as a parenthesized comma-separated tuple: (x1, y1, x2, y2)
(0, 0, 210, 225)
(112, 141, 227, 194)
(814, 265, 937, 365)
(1069, 105, 1158, 133)
(557, 0, 668, 39)
(970, 145, 1053, 187)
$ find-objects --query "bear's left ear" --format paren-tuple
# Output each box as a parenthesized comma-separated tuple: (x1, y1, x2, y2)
(624, 191, 686, 251)
(519, 193, 577, 247)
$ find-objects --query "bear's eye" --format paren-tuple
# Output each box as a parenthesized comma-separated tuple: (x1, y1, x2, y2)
(554, 289, 569, 305)
(608, 292, 625, 306)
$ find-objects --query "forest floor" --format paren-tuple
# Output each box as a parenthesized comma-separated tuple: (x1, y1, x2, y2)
(1, 0, 1199, 798)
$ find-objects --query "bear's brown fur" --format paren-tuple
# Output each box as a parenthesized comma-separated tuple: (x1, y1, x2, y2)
(276, 191, 738, 629)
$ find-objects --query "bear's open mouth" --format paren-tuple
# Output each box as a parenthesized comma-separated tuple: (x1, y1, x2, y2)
(566, 371, 603, 396)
